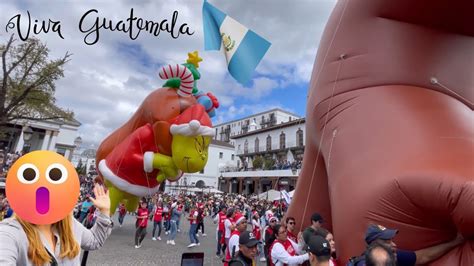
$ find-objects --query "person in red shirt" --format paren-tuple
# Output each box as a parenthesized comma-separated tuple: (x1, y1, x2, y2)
(215, 205, 227, 257)
(196, 205, 206, 237)
(225, 213, 247, 266)
(286, 217, 297, 243)
(152, 201, 163, 241)
(187, 207, 200, 248)
(177, 202, 183, 232)
(269, 224, 309, 266)
(118, 202, 126, 227)
(252, 211, 265, 262)
(135, 201, 149, 248)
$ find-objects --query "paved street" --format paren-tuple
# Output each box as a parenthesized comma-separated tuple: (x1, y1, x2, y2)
(85, 214, 263, 266)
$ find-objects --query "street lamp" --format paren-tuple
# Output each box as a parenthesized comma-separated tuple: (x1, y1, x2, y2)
(21, 126, 34, 153)
(74, 136, 83, 148)
(23, 126, 33, 142)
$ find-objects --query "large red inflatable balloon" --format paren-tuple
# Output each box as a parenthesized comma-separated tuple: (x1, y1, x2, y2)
(287, 0, 473, 264)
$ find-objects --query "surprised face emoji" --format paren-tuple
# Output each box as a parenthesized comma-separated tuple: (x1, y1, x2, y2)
(6, 151, 80, 225)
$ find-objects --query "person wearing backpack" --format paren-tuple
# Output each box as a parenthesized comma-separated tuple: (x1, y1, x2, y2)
(347, 224, 465, 266)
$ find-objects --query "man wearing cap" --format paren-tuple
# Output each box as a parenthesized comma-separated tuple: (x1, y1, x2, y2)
(229, 231, 260, 266)
(225, 213, 247, 265)
(306, 235, 331, 266)
(354, 224, 465, 266)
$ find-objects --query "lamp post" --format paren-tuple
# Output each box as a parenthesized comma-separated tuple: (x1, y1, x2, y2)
(21, 126, 34, 153)
(74, 136, 83, 149)
(219, 174, 223, 191)
(72, 136, 82, 164)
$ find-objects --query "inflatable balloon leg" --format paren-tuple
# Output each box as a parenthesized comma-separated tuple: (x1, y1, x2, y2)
(287, 0, 473, 265)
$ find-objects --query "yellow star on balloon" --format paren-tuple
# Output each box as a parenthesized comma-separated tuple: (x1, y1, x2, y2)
(187, 51, 203, 68)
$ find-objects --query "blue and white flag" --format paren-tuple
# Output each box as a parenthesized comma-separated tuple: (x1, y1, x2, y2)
(203, 1, 271, 84)
(281, 190, 292, 205)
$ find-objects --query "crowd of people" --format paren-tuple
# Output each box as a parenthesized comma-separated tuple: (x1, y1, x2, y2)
(75, 186, 465, 266)
(0, 167, 467, 266)
(0, 151, 22, 175)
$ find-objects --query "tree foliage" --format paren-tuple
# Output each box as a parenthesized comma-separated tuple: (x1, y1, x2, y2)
(252, 156, 264, 170)
(0, 35, 73, 126)
(264, 157, 275, 170)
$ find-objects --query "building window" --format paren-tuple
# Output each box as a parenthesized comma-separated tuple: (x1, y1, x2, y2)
(297, 128, 304, 147)
(231, 154, 235, 160)
(219, 152, 223, 159)
(255, 137, 259, 153)
(280, 132, 286, 149)
(266, 135, 272, 151)
(244, 140, 248, 154)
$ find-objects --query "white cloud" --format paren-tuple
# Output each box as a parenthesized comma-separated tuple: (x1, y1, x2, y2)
(0, 0, 336, 145)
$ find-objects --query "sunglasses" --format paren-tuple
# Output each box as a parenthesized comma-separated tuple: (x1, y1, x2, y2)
(270, 220, 276, 223)
(288, 222, 295, 225)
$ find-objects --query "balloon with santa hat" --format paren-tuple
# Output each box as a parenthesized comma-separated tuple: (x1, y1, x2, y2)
(98, 104, 215, 201)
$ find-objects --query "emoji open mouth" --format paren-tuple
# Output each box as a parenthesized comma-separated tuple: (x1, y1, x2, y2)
(36, 187, 49, 214)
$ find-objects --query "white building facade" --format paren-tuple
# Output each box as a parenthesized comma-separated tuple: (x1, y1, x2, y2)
(213, 108, 301, 145)
(1, 118, 81, 160)
(219, 117, 306, 195)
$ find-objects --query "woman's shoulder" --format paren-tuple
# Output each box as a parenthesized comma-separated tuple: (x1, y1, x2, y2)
(0, 217, 25, 241)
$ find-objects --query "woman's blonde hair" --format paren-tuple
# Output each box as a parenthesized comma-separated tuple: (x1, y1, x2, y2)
(15, 214, 80, 265)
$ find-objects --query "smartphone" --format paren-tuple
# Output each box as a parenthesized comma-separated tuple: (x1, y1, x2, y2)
(181, 252, 204, 266)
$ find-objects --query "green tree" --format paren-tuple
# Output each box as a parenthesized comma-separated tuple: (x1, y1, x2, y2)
(252, 156, 264, 170)
(0, 35, 73, 127)
(264, 157, 275, 170)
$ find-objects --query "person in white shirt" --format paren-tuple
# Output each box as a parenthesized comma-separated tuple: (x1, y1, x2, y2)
(226, 214, 247, 261)
(224, 208, 236, 246)
(270, 224, 309, 266)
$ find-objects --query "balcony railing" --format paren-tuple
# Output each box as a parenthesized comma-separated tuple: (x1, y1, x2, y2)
(236, 140, 304, 156)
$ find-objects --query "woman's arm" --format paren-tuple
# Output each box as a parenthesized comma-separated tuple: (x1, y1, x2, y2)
(271, 242, 309, 265)
(78, 212, 113, 251)
(0, 229, 19, 264)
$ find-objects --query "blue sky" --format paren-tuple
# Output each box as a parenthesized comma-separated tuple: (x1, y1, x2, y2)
(0, 0, 336, 146)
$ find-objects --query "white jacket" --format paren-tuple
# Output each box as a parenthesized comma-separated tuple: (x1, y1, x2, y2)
(270, 239, 309, 266)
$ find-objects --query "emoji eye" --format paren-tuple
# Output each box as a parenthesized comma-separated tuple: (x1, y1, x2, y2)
(46, 163, 68, 184)
(17, 163, 39, 184)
